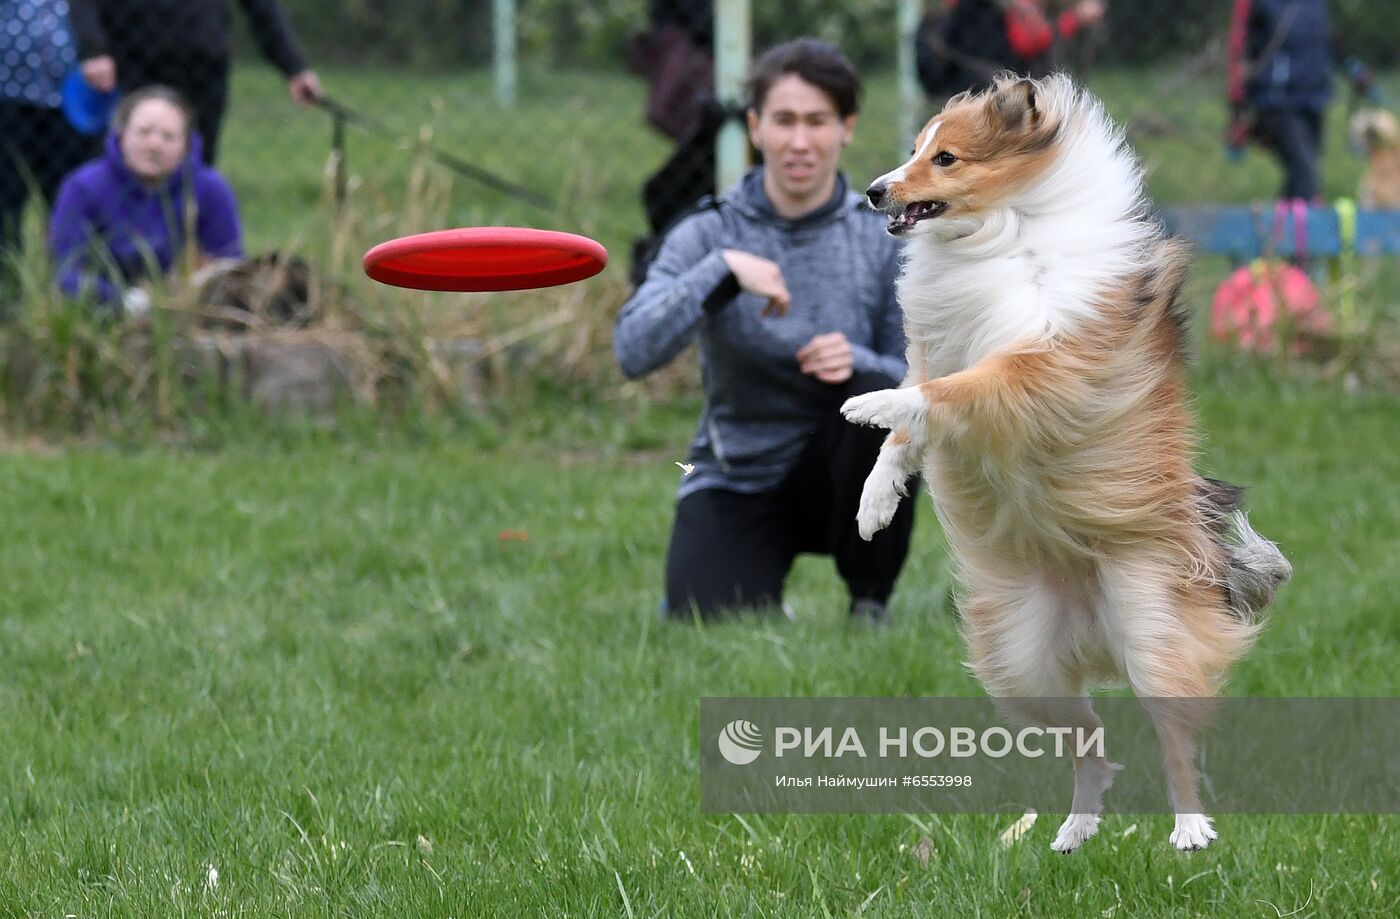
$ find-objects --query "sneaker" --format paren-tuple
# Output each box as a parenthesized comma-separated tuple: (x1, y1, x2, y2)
(849, 597, 888, 624)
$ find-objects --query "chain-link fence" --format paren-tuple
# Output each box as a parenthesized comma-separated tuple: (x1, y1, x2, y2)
(3, 1, 1397, 300)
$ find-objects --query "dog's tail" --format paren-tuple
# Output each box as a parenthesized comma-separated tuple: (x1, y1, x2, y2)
(1197, 477, 1293, 622)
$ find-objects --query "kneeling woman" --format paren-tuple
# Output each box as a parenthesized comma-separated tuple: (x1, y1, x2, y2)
(49, 86, 243, 314)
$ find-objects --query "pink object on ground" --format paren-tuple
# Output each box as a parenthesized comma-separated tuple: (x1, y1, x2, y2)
(1211, 260, 1331, 353)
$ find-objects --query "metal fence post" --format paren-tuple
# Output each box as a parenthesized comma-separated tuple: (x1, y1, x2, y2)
(898, 0, 922, 150)
(714, 0, 751, 195)
(494, 0, 517, 107)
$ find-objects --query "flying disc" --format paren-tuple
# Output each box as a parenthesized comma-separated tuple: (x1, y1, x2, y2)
(363, 227, 608, 292)
(61, 70, 119, 136)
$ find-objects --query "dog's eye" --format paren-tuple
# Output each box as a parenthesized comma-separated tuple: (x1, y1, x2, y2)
(933, 151, 957, 167)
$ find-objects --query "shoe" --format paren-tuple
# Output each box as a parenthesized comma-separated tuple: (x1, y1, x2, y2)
(849, 597, 888, 624)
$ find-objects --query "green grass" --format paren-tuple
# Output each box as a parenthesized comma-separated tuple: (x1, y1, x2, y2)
(2, 59, 1398, 915)
(1, 361, 1398, 915)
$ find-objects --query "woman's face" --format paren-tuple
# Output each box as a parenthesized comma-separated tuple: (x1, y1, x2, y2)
(747, 74, 856, 216)
(120, 98, 189, 182)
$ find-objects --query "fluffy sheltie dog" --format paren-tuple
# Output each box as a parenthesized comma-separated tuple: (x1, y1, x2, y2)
(844, 75, 1292, 852)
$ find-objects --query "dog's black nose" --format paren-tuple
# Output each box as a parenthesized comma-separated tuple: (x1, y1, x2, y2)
(866, 182, 888, 208)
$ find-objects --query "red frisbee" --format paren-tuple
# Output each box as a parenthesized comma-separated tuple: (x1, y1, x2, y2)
(363, 227, 608, 292)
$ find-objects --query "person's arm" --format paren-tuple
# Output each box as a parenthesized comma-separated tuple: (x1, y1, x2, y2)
(1005, 0, 1056, 59)
(48, 176, 120, 304)
(1005, 0, 1104, 60)
(68, 0, 117, 92)
(848, 243, 909, 382)
(613, 212, 735, 379)
(194, 172, 245, 260)
(68, 0, 110, 59)
(914, 7, 954, 98)
(235, 0, 313, 80)
(1227, 0, 1253, 108)
(1053, 0, 1105, 42)
(1331, 36, 1377, 101)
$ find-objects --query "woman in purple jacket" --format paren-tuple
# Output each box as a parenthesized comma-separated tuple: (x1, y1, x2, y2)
(49, 84, 243, 314)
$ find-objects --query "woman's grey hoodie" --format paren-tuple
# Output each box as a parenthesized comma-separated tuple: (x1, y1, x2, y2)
(615, 167, 906, 498)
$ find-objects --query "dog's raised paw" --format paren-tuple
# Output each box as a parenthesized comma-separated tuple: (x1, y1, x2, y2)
(1169, 813, 1217, 851)
(1050, 813, 1101, 853)
(857, 485, 901, 541)
(841, 389, 925, 431)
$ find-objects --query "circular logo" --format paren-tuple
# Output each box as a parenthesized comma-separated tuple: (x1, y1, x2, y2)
(718, 719, 763, 765)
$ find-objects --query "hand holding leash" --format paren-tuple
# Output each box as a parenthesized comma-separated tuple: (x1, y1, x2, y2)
(288, 70, 324, 106)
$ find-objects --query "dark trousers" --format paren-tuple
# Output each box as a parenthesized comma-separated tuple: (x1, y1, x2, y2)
(664, 372, 918, 619)
(0, 103, 98, 257)
(119, 51, 231, 165)
(1254, 106, 1324, 201)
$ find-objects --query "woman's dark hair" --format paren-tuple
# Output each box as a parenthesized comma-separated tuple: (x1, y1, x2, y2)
(111, 85, 195, 138)
(747, 38, 861, 118)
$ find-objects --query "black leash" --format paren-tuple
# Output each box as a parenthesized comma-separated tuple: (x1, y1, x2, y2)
(315, 96, 555, 212)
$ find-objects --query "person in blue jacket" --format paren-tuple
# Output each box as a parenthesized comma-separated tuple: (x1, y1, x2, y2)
(49, 84, 243, 314)
(615, 38, 916, 623)
(1229, 0, 1337, 202)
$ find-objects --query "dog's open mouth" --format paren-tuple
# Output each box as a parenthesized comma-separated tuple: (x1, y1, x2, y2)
(887, 201, 948, 234)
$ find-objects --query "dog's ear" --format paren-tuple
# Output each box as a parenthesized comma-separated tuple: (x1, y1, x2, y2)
(991, 79, 1041, 132)
(942, 90, 973, 113)
(1364, 121, 1384, 152)
(1363, 113, 1400, 150)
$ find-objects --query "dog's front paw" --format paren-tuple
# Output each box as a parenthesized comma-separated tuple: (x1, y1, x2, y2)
(1050, 813, 1101, 854)
(841, 388, 926, 431)
(851, 456, 907, 540)
(1169, 813, 1217, 851)
(857, 479, 903, 541)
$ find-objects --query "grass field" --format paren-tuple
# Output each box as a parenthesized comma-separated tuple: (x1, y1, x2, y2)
(2, 363, 1398, 915)
(2, 60, 1399, 915)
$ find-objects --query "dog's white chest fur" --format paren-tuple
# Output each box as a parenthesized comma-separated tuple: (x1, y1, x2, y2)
(899, 228, 1074, 375)
(893, 111, 1157, 376)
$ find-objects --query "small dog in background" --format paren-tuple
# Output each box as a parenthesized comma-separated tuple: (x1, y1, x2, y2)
(1349, 107, 1400, 208)
(847, 74, 1292, 852)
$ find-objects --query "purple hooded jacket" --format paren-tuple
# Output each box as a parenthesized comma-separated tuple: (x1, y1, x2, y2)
(49, 132, 244, 304)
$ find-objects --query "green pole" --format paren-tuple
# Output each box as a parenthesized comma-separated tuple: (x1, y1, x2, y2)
(715, 0, 751, 194)
(898, 0, 923, 151)
(494, 0, 516, 107)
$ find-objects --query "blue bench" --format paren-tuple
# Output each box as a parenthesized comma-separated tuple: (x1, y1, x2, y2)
(1161, 205, 1400, 260)
(1161, 203, 1400, 329)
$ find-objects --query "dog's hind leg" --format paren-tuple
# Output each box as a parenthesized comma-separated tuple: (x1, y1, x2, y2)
(1099, 558, 1236, 851)
(1001, 694, 1121, 854)
(965, 574, 1119, 853)
(1143, 698, 1218, 851)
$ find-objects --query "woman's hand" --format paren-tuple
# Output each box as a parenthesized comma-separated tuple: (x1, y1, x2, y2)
(722, 249, 791, 316)
(288, 70, 324, 105)
(797, 332, 854, 384)
(121, 286, 151, 320)
(81, 56, 116, 93)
